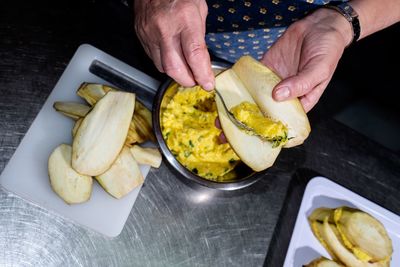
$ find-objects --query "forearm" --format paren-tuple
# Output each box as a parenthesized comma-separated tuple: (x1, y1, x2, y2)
(351, 0, 400, 40)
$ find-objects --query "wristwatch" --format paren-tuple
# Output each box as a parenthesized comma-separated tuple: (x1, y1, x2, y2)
(325, 2, 361, 45)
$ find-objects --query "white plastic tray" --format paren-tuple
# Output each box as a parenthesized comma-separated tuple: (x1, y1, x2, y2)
(0, 44, 160, 237)
(284, 176, 400, 266)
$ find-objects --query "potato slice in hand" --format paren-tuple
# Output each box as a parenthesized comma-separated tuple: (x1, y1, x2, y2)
(48, 144, 92, 204)
(215, 68, 281, 171)
(130, 145, 162, 168)
(96, 146, 144, 199)
(231, 56, 311, 148)
(72, 91, 135, 176)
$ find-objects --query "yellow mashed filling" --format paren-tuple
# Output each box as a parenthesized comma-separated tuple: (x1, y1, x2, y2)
(230, 101, 288, 147)
(162, 85, 239, 181)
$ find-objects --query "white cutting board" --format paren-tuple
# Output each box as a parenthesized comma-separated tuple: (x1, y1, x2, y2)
(0, 44, 160, 237)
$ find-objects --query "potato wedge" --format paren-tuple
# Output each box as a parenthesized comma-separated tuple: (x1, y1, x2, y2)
(72, 91, 135, 176)
(72, 118, 83, 137)
(215, 68, 281, 171)
(48, 144, 92, 204)
(130, 145, 162, 168)
(96, 146, 144, 199)
(76, 83, 113, 105)
(77, 83, 155, 145)
(133, 100, 155, 143)
(53, 101, 91, 120)
(305, 257, 344, 267)
(231, 56, 311, 148)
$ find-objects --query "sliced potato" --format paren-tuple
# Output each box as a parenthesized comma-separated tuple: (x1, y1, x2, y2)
(48, 144, 92, 204)
(72, 118, 83, 137)
(309, 207, 393, 264)
(309, 207, 335, 222)
(96, 146, 144, 199)
(130, 145, 162, 168)
(77, 82, 155, 145)
(53, 101, 91, 120)
(305, 257, 344, 267)
(333, 207, 393, 262)
(231, 56, 311, 148)
(76, 83, 113, 105)
(72, 91, 135, 176)
(322, 217, 389, 267)
(215, 68, 281, 171)
(133, 100, 155, 142)
(309, 220, 338, 260)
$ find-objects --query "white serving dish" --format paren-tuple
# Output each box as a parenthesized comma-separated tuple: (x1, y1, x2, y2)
(0, 44, 160, 237)
(284, 176, 400, 266)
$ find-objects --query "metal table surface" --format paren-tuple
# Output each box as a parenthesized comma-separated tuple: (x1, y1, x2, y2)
(1, 1, 400, 266)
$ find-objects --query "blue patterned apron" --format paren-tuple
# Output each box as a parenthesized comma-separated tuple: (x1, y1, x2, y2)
(205, 0, 347, 62)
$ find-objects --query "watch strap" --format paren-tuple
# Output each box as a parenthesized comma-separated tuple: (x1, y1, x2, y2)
(325, 2, 361, 46)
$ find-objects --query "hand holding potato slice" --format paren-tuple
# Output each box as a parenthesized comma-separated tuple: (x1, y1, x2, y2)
(215, 69, 281, 171)
(214, 56, 311, 172)
(231, 56, 311, 148)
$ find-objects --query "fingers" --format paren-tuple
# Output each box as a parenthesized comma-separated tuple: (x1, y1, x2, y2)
(160, 36, 196, 87)
(299, 80, 329, 112)
(273, 57, 330, 101)
(218, 132, 227, 144)
(215, 118, 227, 143)
(145, 44, 163, 73)
(180, 11, 214, 90)
(134, 0, 212, 90)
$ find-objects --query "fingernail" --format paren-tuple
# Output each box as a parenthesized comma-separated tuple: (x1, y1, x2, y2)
(203, 82, 214, 91)
(275, 86, 290, 100)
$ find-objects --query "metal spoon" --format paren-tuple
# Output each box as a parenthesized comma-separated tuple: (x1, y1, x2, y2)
(214, 89, 268, 141)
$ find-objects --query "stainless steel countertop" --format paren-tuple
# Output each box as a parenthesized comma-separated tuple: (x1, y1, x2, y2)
(1, 1, 400, 266)
(0, 162, 289, 266)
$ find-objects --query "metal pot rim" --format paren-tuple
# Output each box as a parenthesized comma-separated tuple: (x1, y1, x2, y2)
(152, 61, 265, 191)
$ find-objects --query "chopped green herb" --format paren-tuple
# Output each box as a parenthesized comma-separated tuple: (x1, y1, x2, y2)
(189, 140, 194, 148)
(164, 132, 170, 140)
(184, 151, 191, 158)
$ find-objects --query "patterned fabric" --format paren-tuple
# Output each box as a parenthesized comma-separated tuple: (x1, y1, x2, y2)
(205, 0, 347, 62)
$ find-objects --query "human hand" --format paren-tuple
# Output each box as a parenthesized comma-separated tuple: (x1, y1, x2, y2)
(134, 0, 214, 90)
(261, 8, 353, 112)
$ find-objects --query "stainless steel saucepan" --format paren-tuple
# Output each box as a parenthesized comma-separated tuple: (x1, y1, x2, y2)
(90, 60, 265, 190)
